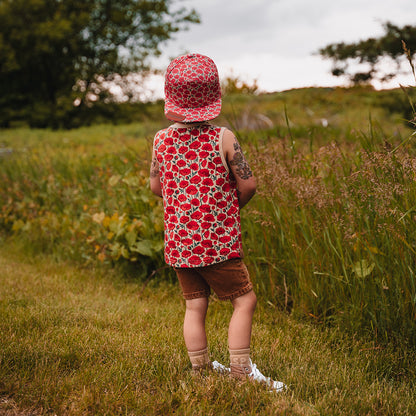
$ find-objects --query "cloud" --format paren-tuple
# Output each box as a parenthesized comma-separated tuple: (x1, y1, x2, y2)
(151, 0, 416, 95)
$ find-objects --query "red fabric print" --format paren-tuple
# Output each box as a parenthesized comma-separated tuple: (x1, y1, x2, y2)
(153, 123, 243, 268)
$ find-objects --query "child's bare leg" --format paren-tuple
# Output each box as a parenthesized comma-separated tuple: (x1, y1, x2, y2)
(228, 290, 257, 376)
(228, 290, 257, 349)
(227, 290, 285, 391)
(184, 297, 210, 370)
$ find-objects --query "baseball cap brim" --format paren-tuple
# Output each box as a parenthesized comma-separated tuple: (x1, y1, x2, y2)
(164, 96, 222, 123)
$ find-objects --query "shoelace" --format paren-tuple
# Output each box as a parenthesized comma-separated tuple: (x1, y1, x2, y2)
(249, 362, 286, 392)
(212, 360, 230, 373)
(249, 363, 268, 381)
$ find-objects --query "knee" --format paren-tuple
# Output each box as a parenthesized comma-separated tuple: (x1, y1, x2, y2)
(186, 297, 209, 314)
(233, 290, 257, 313)
(247, 291, 257, 312)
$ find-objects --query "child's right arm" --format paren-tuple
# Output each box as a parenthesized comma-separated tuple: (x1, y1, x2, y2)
(222, 129, 257, 209)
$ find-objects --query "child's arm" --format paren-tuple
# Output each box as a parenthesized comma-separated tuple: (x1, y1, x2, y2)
(149, 147, 163, 197)
(222, 129, 257, 208)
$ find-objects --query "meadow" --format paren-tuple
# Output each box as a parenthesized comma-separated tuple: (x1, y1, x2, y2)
(1, 245, 415, 415)
(1, 85, 416, 414)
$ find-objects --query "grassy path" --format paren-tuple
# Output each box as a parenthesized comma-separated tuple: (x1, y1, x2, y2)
(0, 246, 415, 415)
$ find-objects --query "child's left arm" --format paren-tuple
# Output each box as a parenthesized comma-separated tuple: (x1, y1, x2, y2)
(149, 147, 162, 197)
(222, 129, 257, 208)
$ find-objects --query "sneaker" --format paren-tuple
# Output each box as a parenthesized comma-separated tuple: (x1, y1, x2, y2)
(191, 360, 230, 375)
(211, 360, 230, 374)
(247, 360, 286, 393)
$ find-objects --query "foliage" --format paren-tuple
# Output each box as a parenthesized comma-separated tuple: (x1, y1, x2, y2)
(221, 73, 259, 96)
(0, 86, 416, 345)
(0, 130, 165, 279)
(219, 85, 416, 134)
(245, 130, 416, 343)
(0, 0, 199, 128)
(318, 21, 416, 85)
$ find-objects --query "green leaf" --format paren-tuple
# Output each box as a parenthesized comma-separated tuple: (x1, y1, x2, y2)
(109, 242, 122, 260)
(125, 230, 137, 248)
(122, 176, 140, 188)
(130, 240, 154, 257)
(109, 175, 121, 187)
(353, 259, 375, 278)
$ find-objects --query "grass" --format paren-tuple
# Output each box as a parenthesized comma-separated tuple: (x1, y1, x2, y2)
(1, 85, 416, 414)
(1, 244, 416, 415)
(242, 125, 416, 343)
(1, 85, 416, 345)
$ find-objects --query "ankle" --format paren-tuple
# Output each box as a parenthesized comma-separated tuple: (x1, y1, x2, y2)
(229, 348, 252, 377)
(188, 347, 210, 371)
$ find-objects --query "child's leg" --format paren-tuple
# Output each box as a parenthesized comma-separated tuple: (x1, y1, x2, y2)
(228, 290, 257, 376)
(228, 290, 257, 349)
(184, 297, 210, 370)
(227, 290, 286, 391)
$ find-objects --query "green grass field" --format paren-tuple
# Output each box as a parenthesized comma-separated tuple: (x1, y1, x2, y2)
(1, 85, 416, 414)
(1, 245, 416, 415)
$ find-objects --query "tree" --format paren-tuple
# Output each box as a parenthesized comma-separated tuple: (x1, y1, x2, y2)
(318, 22, 416, 86)
(0, 0, 199, 127)
(221, 73, 259, 96)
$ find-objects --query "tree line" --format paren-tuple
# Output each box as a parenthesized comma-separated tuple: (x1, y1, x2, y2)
(0, 0, 198, 128)
(0, 1, 414, 129)
(318, 22, 416, 85)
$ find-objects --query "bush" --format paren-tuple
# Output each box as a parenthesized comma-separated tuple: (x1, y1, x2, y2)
(0, 140, 165, 279)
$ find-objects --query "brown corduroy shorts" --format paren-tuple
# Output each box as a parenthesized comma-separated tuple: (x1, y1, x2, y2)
(174, 258, 253, 301)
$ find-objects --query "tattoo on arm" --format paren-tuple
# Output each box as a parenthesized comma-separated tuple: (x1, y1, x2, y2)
(229, 141, 253, 180)
(150, 156, 160, 178)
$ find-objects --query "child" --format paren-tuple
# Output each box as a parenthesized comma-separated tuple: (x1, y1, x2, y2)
(149, 53, 284, 392)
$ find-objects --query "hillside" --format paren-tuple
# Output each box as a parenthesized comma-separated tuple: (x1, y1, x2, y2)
(218, 86, 414, 137)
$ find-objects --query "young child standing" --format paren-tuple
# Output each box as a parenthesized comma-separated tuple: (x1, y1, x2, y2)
(149, 53, 284, 392)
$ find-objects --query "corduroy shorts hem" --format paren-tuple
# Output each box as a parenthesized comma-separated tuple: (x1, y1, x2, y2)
(174, 258, 253, 301)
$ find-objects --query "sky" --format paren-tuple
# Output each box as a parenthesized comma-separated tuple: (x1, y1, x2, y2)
(144, 0, 416, 99)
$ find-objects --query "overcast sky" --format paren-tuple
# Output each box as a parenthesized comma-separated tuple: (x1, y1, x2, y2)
(145, 0, 416, 98)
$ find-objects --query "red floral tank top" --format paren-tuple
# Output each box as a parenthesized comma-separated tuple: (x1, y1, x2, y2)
(153, 123, 243, 268)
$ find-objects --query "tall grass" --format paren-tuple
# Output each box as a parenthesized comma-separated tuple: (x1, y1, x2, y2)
(244, 125, 416, 344)
(1, 86, 416, 345)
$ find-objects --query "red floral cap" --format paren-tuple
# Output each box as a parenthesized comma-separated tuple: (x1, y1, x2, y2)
(164, 54, 222, 123)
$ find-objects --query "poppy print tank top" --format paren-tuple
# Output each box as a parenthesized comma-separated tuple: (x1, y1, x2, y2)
(153, 123, 243, 268)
